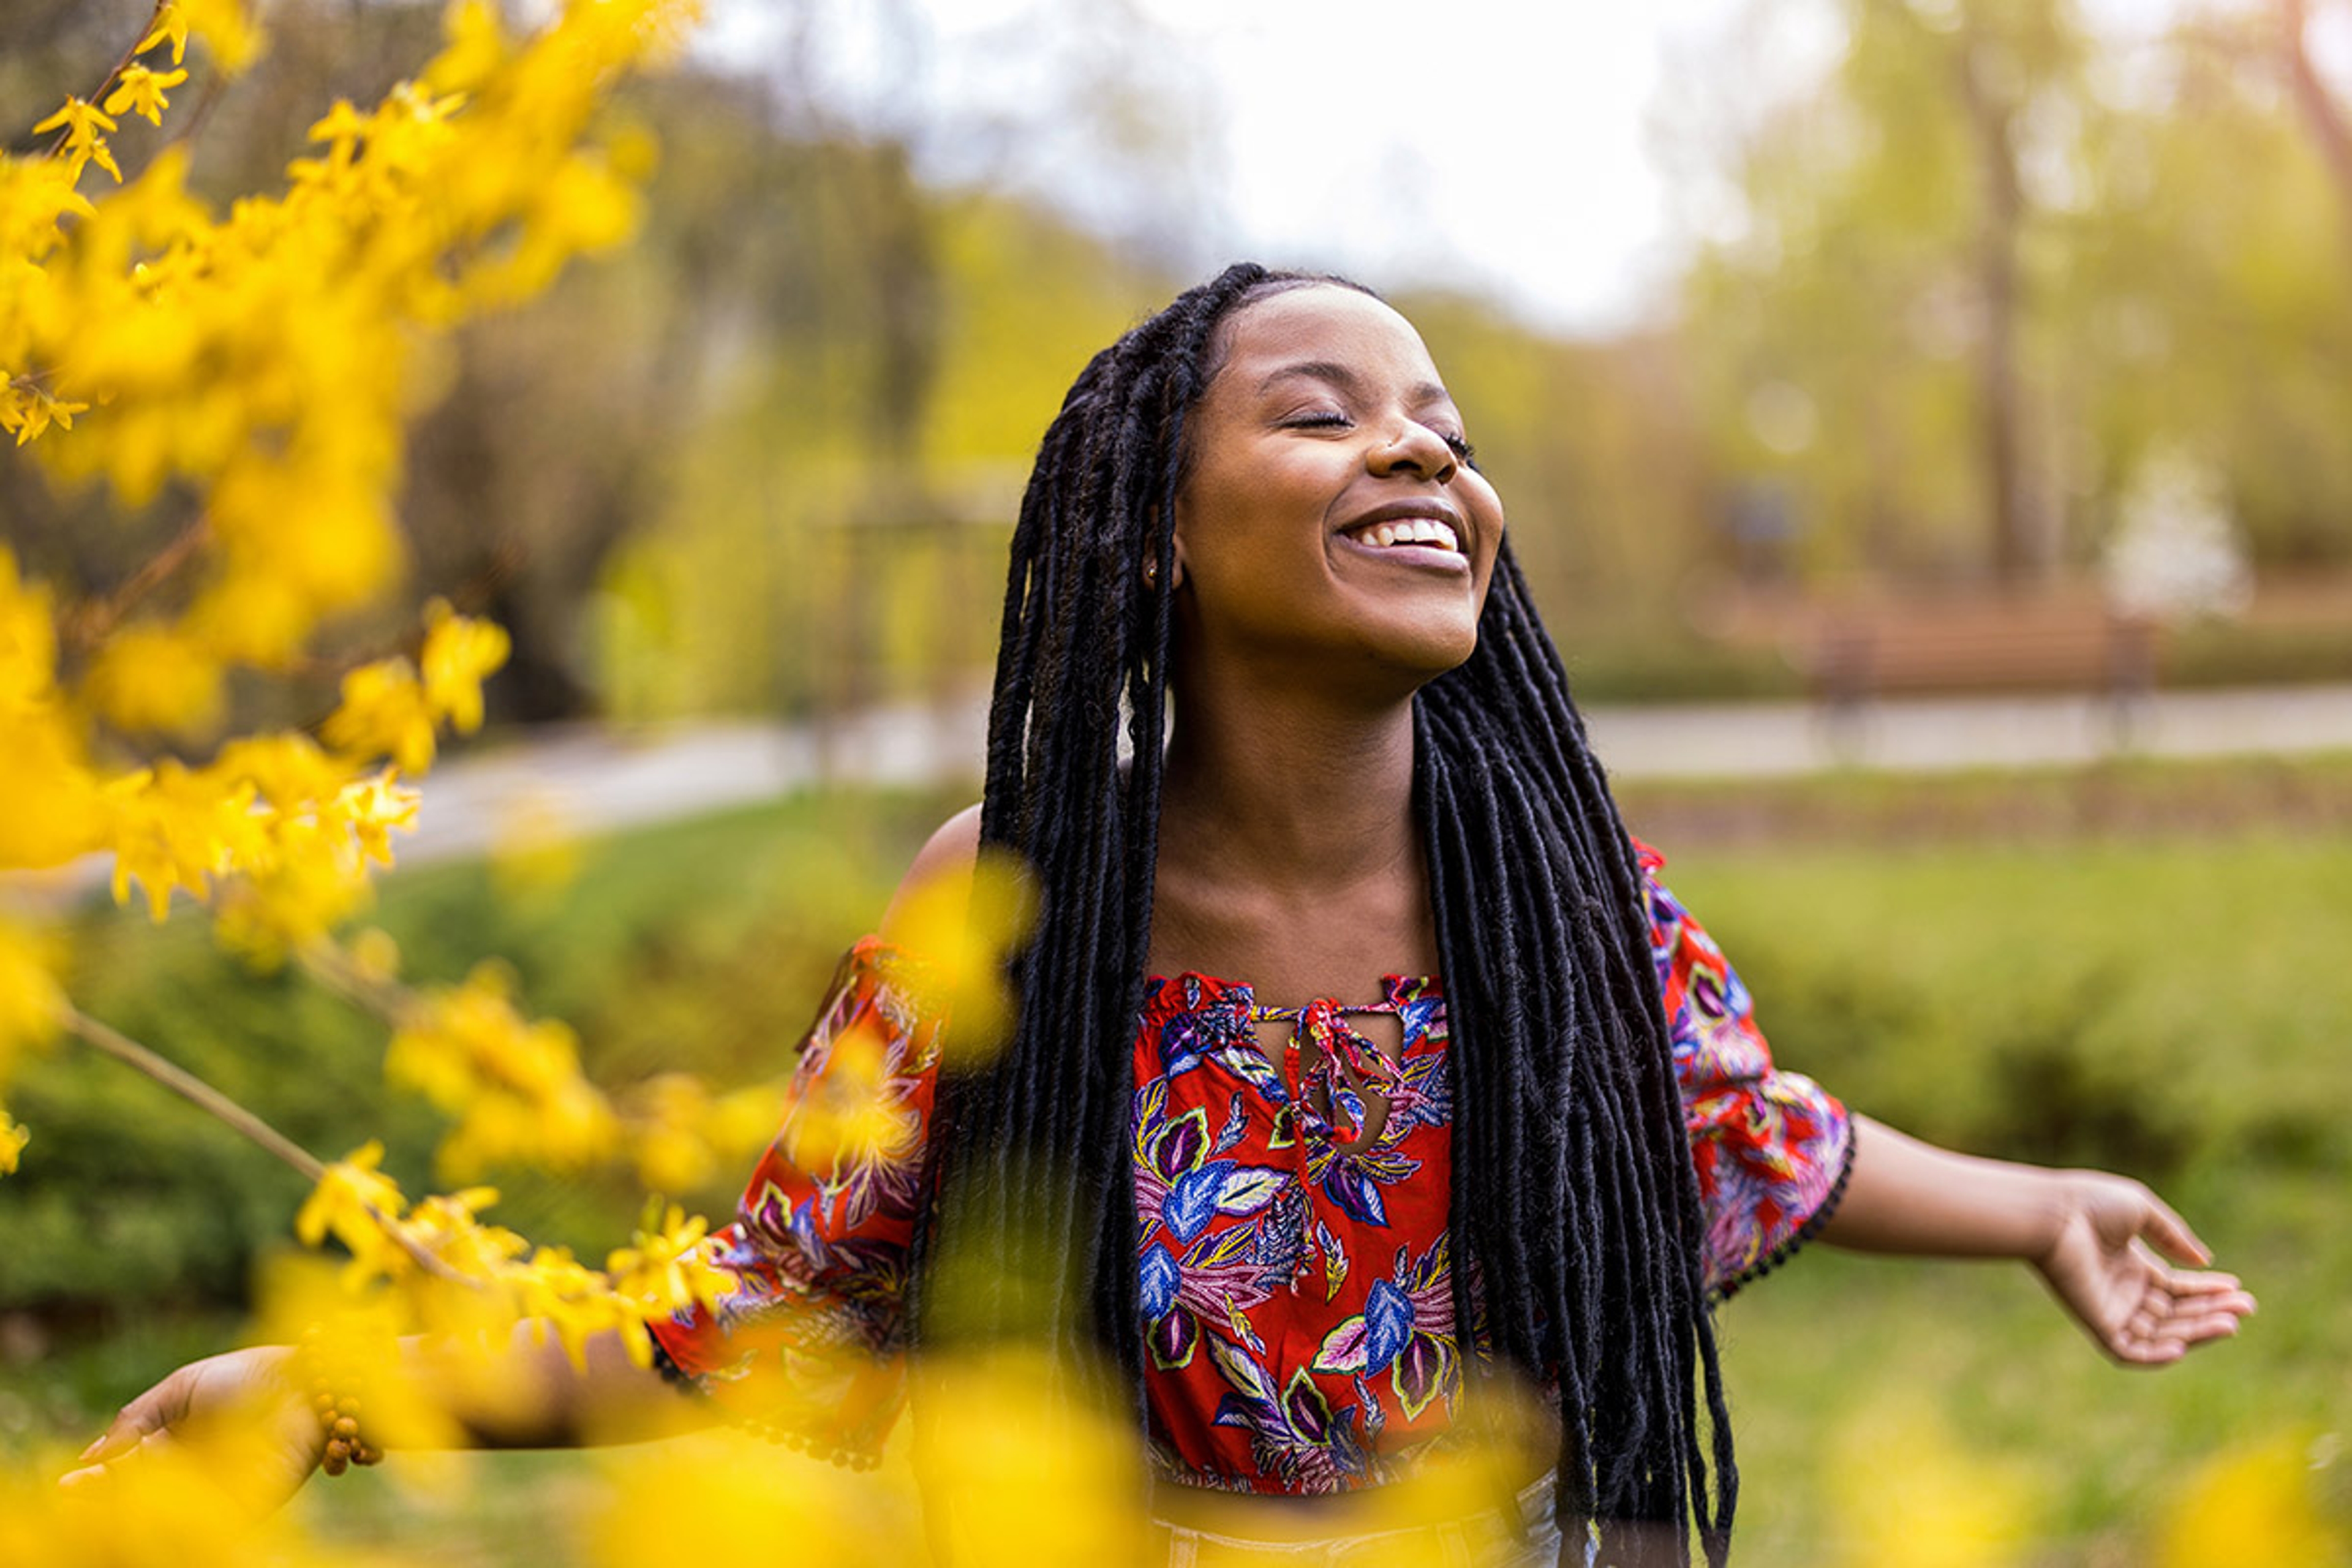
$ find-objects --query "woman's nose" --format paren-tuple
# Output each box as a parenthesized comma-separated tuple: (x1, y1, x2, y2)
(1368, 421, 1456, 480)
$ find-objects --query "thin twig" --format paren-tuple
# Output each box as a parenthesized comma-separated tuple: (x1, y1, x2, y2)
(66, 511, 211, 649)
(297, 937, 414, 1025)
(64, 1004, 325, 1182)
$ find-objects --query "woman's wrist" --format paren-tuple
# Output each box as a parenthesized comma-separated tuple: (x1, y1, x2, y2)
(1822, 1114, 2081, 1261)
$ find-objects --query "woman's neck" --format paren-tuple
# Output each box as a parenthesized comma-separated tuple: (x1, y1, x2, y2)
(1155, 663, 1421, 897)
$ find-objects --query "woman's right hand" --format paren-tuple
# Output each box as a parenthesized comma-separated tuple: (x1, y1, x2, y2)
(59, 1345, 325, 1514)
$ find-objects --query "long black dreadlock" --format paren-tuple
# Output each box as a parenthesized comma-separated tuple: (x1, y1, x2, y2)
(918, 263, 1736, 1564)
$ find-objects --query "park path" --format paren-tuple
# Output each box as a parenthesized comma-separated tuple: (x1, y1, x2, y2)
(391, 682, 2352, 866)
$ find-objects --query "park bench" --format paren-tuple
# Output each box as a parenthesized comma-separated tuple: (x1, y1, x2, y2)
(1705, 586, 2163, 710)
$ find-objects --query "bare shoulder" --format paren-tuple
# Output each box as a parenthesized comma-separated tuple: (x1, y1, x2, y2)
(879, 802, 983, 941)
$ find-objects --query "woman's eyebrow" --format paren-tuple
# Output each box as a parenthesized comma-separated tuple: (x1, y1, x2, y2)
(1256, 361, 1453, 407)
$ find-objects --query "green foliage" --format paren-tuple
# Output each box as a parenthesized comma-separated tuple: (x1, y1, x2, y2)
(1640, 794, 2352, 1186)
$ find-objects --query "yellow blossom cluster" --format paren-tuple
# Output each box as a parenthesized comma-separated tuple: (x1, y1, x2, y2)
(385, 961, 620, 1178)
(0, 0, 691, 907)
(620, 1069, 786, 1194)
(1, 0, 695, 1187)
(0, 916, 66, 1173)
(290, 1142, 728, 1375)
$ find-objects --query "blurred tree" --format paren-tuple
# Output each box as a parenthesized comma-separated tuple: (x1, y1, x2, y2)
(2278, 0, 2352, 232)
(1682, 0, 2352, 587)
(1682, 0, 2091, 586)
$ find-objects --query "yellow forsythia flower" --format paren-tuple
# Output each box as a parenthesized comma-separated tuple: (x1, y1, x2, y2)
(82, 621, 225, 736)
(589, 1428, 911, 1568)
(0, 1109, 27, 1174)
(176, 0, 265, 75)
(293, 1140, 410, 1287)
(386, 962, 618, 1177)
(514, 1245, 636, 1370)
(2158, 1431, 2350, 1568)
(323, 657, 439, 775)
(0, 556, 104, 870)
(1, 384, 91, 446)
(0, 918, 65, 1077)
(211, 824, 371, 967)
(333, 768, 420, 867)
(32, 97, 121, 184)
(605, 1202, 729, 1327)
(209, 732, 345, 811)
(883, 846, 1036, 1061)
(102, 64, 189, 127)
(420, 598, 509, 733)
(103, 759, 264, 919)
(1823, 1398, 2038, 1568)
(138, 2, 192, 66)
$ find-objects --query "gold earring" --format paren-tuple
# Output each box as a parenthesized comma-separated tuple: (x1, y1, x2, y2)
(1143, 556, 1160, 589)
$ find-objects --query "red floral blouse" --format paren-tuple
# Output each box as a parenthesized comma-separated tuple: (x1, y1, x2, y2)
(648, 842, 1853, 1491)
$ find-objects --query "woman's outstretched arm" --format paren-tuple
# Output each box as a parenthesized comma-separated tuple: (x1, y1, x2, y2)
(58, 1322, 713, 1508)
(1818, 1113, 2258, 1365)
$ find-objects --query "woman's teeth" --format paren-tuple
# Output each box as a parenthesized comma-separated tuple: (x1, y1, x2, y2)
(1358, 519, 1459, 552)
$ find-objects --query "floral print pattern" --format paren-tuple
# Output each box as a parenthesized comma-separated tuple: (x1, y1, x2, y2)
(647, 842, 1854, 1491)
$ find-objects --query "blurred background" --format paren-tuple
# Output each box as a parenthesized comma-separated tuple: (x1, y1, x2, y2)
(3, 1, 2348, 1562)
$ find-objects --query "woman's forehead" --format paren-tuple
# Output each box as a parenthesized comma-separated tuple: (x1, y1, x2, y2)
(1213, 286, 1445, 390)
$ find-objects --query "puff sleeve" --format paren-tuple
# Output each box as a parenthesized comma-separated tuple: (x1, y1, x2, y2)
(1635, 840, 1855, 1297)
(646, 937, 940, 1460)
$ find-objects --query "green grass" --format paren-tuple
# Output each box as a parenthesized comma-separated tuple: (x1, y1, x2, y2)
(6, 761, 2347, 1562)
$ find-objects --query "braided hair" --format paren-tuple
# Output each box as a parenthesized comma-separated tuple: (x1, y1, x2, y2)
(918, 263, 1735, 1562)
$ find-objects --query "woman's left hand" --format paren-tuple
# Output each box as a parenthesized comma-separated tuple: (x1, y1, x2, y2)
(2032, 1172, 2256, 1365)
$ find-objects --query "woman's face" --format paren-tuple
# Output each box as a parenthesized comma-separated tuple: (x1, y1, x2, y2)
(1172, 285, 1504, 696)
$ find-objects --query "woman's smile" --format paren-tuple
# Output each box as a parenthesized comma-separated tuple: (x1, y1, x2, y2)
(1334, 500, 1470, 571)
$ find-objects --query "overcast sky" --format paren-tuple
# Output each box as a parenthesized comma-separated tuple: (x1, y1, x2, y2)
(698, 0, 2352, 335)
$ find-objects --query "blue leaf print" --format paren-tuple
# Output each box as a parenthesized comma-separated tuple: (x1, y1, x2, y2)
(1164, 1159, 1235, 1243)
(1139, 1244, 1180, 1321)
(1215, 1164, 1286, 1217)
(1362, 1278, 1414, 1374)
(1212, 1090, 1248, 1154)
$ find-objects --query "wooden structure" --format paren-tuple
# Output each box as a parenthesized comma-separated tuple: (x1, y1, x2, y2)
(1705, 584, 2162, 712)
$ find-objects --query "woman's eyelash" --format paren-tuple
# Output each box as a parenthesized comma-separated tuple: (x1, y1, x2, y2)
(1282, 412, 1475, 464)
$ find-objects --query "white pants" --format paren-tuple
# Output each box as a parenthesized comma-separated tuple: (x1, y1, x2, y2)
(1148, 1473, 1583, 1568)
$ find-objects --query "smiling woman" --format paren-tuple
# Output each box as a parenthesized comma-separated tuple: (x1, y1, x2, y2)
(71, 266, 2252, 1568)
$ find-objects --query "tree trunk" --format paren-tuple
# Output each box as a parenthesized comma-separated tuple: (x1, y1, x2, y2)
(2280, 0, 2352, 252)
(1959, 21, 2040, 587)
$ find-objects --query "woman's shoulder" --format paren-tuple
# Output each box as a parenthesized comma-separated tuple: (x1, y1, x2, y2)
(878, 802, 983, 941)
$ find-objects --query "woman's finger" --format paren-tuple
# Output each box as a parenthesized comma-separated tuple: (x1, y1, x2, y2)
(2158, 1268, 2250, 1301)
(75, 1389, 174, 1466)
(61, 1423, 175, 1487)
(2136, 1191, 2212, 1268)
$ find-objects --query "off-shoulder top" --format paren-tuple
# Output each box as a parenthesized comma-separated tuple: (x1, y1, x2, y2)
(647, 840, 1853, 1493)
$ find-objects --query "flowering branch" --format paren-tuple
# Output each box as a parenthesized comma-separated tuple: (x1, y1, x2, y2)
(40, 2, 169, 162)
